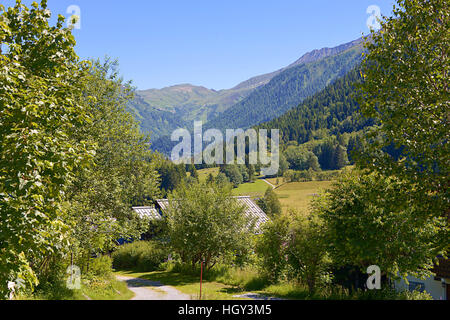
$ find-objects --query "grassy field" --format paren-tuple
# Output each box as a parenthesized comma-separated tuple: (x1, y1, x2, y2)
(232, 179, 332, 214)
(198, 167, 334, 214)
(231, 179, 270, 197)
(197, 167, 220, 182)
(274, 181, 332, 214)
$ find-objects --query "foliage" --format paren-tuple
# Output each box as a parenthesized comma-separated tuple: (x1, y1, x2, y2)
(205, 45, 364, 133)
(220, 165, 243, 187)
(315, 170, 447, 279)
(256, 69, 371, 146)
(255, 216, 289, 282)
(112, 241, 168, 272)
(284, 146, 321, 171)
(283, 169, 341, 183)
(66, 58, 161, 268)
(166, 182, 254, 270)
(88, 255, 113, 278)
(257, 187, 282, 218)
(358, 0, 449, 228)
(155, 157, 186, 193)
(286, 211, 330, 294)
(0, 0, 95, 298)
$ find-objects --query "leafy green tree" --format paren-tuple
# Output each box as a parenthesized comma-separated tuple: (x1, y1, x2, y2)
(220, 165, 243, 188)
(334, 145, 348, 169)
(255, 216, 289, 282)
(278, 154, 290, 177)
(358, 0, 449, 224)
(287, 211, 329, 294)
(157, 159, 186, 193)
(66, 59, 161, 269)
(306, 153, 321, 171)
(247, 164, 256, 182)
(0, 1, 94, 297)
(258, 187, 282, 217)
(187, 164, 199, 181)
(166, 183, 253, 270)
(214, 172, 230, 187)
(315, 170, 447, 279)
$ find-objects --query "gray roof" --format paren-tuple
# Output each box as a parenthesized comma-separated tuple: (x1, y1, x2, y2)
(155, 196, 269, 230)
(132, 206, 162, 220)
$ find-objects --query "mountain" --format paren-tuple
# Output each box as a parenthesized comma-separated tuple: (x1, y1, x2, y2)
(255, 68, 373, 145)
(203, 43, 364, 132)
(130, 37, 364, 144)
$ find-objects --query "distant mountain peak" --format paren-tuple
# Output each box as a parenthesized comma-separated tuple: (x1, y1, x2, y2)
(287, 37, 364, 68)
(231, 37, 364, 92)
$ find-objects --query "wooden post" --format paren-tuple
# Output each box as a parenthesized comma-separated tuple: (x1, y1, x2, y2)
(200, 260, 203, 300)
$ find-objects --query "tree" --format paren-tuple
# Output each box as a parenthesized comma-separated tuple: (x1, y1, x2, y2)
(278, 154, 290, 177)
(66, 59, 161, 270)
(187, 164, 199, 181)
(220, 165, 243, 188)
(157, 159, 186, 193)
(317, 140, 336, 170)
(247, 164, 256, 182)
(315, 170, 447, 279)
(0, 1, 97, 297)
(214, 172, 230, 187)
(255, 216, 290, 282)
(206, 173, 215, 184)
(258, 187, 282, 217)
(306, 153, 321, 171)
(287, 211, 329, 294)
(358, 0, 449, 223)
(166, 183, 254, 270)
(334, 145, 348, 169)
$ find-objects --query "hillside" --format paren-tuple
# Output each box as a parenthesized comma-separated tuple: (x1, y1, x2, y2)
(130, 37, 364, 146)
(255, 68, 373, 145)
(204, 44, 364, 132)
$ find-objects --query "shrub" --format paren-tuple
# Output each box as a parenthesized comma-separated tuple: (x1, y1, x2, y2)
(255, 216, 290, 283)
(112, 241, 168, 272)
(88, 255, 113, 277)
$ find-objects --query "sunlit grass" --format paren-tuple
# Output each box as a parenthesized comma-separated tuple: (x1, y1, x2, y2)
(274, 181, 332, 214)
(197, 167, 220, 182)
(231, 179, 269, 197)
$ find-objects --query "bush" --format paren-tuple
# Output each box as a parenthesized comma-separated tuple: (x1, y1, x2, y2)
(88, 255, 113, 277)
(255, 216, 290, 283)
(112, 241, 168, 272)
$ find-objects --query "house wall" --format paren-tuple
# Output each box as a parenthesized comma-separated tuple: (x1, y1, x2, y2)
(395, 276, 449, 300)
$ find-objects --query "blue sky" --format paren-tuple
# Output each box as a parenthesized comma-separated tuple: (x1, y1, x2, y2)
(4, 0, 394, 90)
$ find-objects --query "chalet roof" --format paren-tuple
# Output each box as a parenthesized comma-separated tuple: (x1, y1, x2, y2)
(155, 196, 269, 230)
(132, 206, 162, 220)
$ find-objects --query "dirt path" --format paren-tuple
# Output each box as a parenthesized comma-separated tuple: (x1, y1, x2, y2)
(262, 179, 276, 189)
(116, 275, 191, 300)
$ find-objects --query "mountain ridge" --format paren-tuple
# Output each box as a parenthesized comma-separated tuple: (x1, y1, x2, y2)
(129, 37, 365, 153)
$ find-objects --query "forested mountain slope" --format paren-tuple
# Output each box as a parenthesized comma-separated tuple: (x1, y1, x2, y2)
(204, 44, 364, 132)
(255, 68, 374, 145)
